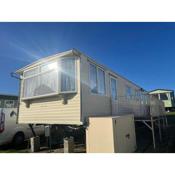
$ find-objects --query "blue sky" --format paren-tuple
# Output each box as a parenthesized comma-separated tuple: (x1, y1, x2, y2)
(0, 22, 175, 95)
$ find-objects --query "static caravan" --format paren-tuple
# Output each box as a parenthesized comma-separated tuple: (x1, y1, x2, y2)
(149, 89, 175, 112)
(15, 49, 164, 126)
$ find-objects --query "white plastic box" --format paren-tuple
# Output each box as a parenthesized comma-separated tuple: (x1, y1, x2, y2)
(86, 114, 137, 153)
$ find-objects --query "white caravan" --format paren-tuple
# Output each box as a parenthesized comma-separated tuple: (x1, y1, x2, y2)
(0, 94, 44, 146)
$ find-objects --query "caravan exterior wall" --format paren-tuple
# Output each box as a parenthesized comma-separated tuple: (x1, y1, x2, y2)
(16, 49, 164, 125)
(17, 53, 81, 125)
(81, 54, 146, 119)
(81, 54, 165, 119)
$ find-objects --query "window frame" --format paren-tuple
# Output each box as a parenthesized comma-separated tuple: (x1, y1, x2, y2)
(159, 93, 169, 101)
(89, 62, 106, 96)
(23, 67, 39, 78)
(110, 76, 118, 101)
(59, 57, 77, 94)
(21, 57, 77, 100)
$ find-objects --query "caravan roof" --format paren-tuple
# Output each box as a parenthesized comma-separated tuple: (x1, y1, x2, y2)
(16, 48, 145, 91)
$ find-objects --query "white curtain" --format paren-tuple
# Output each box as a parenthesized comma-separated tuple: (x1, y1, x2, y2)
(23, 58, 76, 98)
(23, 70, 58, 98)
(61, 58, 75, 92)
(35, 70, 58, 96)
(23, 76, 39, 98)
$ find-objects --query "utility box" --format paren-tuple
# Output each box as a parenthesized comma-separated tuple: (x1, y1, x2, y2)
(86, 114, 137, 153)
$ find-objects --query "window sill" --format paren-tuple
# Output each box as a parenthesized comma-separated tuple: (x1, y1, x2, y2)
(21, 91, 77, 101)
(90, 92, 107, 97)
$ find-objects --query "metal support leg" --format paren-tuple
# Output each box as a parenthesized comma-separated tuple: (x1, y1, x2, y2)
(151, 117, 156, 150)
(162, 116, 165, 128)
(165, 116, 168, 127)
(158, 118, 162, 142)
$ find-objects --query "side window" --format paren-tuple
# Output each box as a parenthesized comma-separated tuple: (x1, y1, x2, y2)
(90, 63, 98, 93)
(110, 77, 117, 100)
(126, 86, 131, 100)
(97, 68, 105, 95)
(89, 63, 106, 95)
(159, 93, 168, 100)
(4, 100, 14, 108)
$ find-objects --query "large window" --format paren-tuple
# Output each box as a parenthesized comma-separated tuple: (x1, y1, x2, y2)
(110, 77, 117, 100)
(89, 63, 105, 95)
(22, 58, 76, 99)
(23, 61, 58, 98)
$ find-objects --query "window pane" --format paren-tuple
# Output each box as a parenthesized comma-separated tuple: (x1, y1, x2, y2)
(41, 61, 58, 72)
(23, 67, 39, 77)
(90, 64, 97, 93)
(23, 76, 39, 98)
(37, 70, 58, 96)
(126, 86, 131, 100)
(111, 78, 117, 100)
(23, 70, 58, 98)
(61, 58, 76, 92)
(160, 93, 168, 100)
(98, 69, 105, 95)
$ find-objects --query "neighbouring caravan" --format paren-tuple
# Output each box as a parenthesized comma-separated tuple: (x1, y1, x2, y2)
(0, 94, 44, 146)
(15, 49, 164, 126)
(149, 89, 175, 112)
